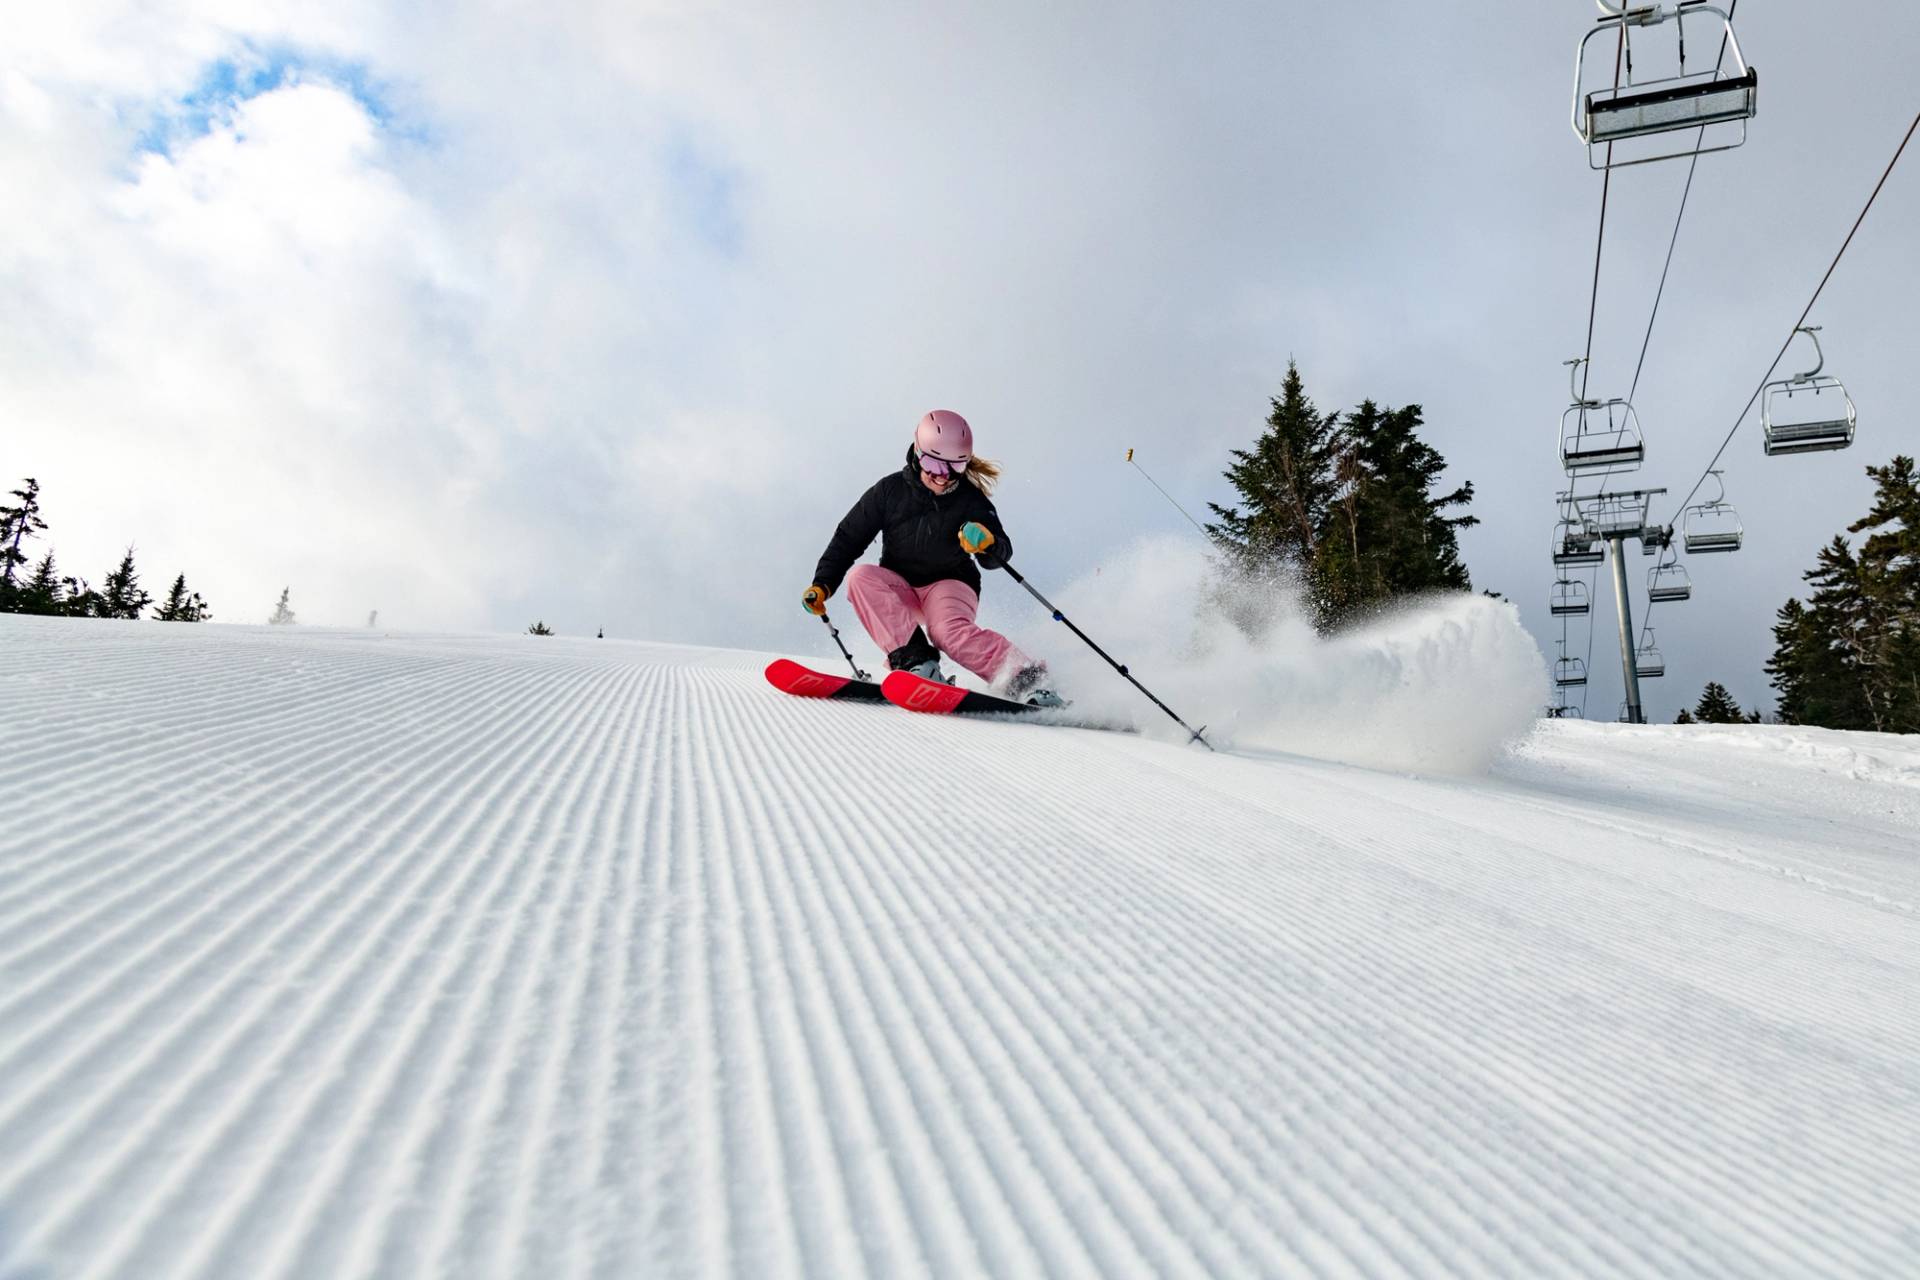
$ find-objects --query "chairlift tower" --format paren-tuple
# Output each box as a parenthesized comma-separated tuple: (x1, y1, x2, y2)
(1569, 488, 1667, 724)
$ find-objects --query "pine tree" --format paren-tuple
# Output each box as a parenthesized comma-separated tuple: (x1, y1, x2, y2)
(0, 477, 49, 602)
(1207, 361, 1340, 582)
(1206, 364, 1479, 634)
(1693, 682, 1746, 724)
(1674, 707, 1695, 724)
(1316, 400, 1477, 628)
(1848, 456, 1920, 733)
(99, 546, 152, 620)
(268, 587, 296, 625)
(528, 620, 554, 636)
(154, 573, 211, 622)
(17, 551, 64, 615)
(1767, 457, 1919, 733)
(61, 574, 102, 618)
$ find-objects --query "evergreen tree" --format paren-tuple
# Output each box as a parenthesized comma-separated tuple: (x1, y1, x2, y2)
(99, 546, 152, 620)
(268, 587, 296, 625)
(1693, 681, 1746, 724)
(1207, 361, 1340, 601)
(0, 477, 49, 603)
(1673, 708, 1695, 724)
(17, 551, 64, 615)
(1316, 400, 1477, 628)
(1848, 456, 1920, 732)
(1208, 363, 1479, 632)
(61, 574, 103, 618)
(1766, 457, 1919, 733)
(528, 620, 554, 636)
(154, 573, 211, 622)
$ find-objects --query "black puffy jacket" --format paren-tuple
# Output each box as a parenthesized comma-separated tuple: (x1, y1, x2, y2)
(812, 445, 1013, 597)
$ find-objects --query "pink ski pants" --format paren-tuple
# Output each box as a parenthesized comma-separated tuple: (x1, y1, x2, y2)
(843, 563, 1030, 682)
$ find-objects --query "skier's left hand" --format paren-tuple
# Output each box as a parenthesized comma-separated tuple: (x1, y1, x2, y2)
(958, 522, 996, 556)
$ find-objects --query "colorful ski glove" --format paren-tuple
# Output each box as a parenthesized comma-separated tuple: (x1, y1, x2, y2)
(958, 522, 996, 556)
(802, 584, 829, 616)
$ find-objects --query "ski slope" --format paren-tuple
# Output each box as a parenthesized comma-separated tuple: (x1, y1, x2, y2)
(1, 614, 1917, 1279)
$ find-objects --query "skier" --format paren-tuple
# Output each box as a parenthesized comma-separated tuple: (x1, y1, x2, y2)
(803, 410, 1064, 707)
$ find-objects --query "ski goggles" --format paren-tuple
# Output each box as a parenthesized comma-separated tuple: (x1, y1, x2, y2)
(917, 451, 970, 478)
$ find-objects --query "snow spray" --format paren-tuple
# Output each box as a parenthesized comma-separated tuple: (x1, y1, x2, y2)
(996, 536, 1547, 774)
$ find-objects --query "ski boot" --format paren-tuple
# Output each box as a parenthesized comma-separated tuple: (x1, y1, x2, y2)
(888, 627, 954, 685)
(1004, 663, 1068, 708)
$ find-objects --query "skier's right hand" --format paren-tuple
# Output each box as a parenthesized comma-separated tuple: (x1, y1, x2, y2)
(802, 584, 829, 616)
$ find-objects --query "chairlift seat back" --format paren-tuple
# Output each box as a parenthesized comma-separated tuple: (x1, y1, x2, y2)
(1584, 69, 1757, 146)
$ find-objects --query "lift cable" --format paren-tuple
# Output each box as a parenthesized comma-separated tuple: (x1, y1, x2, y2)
(1628, 0, 1738, 405)
(1638, 107, 1919, 664)
(1660, 107, 1918, 530)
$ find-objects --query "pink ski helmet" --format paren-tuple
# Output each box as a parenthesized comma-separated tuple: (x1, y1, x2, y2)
(914, 410, 973, 475)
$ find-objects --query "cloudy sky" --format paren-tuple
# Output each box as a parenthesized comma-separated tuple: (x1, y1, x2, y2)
(4, 1, 1915, 721)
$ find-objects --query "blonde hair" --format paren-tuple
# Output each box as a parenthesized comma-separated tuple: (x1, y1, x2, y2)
(963, 455, 1002, 495)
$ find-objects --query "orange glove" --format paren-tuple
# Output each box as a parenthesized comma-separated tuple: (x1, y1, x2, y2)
(958, 522, 996, 556)
(802, 584, 829, 616)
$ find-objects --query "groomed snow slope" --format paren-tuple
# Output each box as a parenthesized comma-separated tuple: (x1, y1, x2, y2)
(1, 616, 1917, 1279)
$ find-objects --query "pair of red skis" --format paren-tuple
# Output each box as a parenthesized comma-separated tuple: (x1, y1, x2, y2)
(765, 658, 1041, 718)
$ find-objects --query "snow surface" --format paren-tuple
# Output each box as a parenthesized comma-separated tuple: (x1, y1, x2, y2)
(2, 612, 1918, 1279)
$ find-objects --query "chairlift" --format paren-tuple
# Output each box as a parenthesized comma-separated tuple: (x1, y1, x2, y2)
(1763, 325, 1856, 455)
(1574, 2, 1757, 171)
(1561, 358, 1644, 474)
(1635, 630, 1665, 679)
(1552, 578, 1592, 617)
(1641, 525, 1671, 555)
(1682, 470, 1743, 553)
(1554, 518, 1605, 567)
(1581, 489, 1657, 540)
(1647, 554, 1693, 602)
(1555, 656, 1589, 688)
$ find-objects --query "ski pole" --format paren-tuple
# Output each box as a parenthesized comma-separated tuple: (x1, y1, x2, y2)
(995, 562, 1213, 750)
(1125, 448, 1212, 540)
(816, 609, 872, 682)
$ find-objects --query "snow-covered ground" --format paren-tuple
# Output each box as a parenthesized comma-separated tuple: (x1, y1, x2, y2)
(2, 614, 1917, 1279)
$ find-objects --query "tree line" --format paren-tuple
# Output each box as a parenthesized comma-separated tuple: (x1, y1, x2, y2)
(0, 478, 214, 620)
(0, 475, 299, 624)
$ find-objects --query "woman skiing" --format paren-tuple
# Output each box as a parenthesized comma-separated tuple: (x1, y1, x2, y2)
(803, 410, 1063, 707)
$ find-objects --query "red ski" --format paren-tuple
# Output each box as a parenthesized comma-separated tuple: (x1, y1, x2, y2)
(880, 670, 1038, 716)
(764, 658, 884, 702)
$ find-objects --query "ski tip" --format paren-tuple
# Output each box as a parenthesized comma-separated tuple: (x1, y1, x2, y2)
(766, 658, 852, 698)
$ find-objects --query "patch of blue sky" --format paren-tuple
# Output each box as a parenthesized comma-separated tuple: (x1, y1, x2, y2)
(133, 44, 427, 158)
(663, 134, 746, 259)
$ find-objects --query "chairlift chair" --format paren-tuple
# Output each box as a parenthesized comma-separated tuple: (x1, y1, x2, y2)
(1647, 555, 1693, 602)
(1635, 632, 1665, 679)
(1763, 326, 1856, 455)
(1574, 2, 1757, 171)
(1554, 657, 1589, 688)
(1554, 519, 1605, 566)
(1560, 359, 1644, 474)
(1682, 470, 1743, 553)
(1581, 489, 1658, 540)
(1552, 579, 1592, 616)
